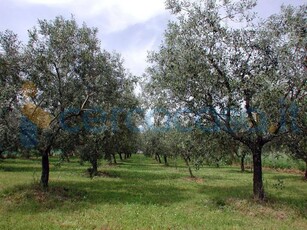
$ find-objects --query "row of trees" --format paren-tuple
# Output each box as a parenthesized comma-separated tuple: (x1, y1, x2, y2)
(0, 16, 140, 186)
(143, 0, 306, 200)
(0, 0, 306, 202)
(141, 126, 306, 178)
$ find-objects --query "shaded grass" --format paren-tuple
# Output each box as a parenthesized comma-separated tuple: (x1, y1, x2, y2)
(0, 155, 306, 229)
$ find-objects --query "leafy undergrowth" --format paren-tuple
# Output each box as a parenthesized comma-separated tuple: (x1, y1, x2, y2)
(0, 155, 306, 230)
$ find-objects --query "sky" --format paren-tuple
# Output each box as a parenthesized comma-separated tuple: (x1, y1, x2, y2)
(0, 0, 305, 77)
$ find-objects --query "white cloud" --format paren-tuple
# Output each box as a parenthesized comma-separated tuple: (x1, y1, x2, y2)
(8, 0, 301, 78)
(16, 0, 75, 6)
(122, 37, 156, 76)
(12, 0, 166, 33)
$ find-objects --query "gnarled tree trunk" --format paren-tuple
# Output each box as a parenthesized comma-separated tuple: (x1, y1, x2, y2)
(163, 154, 168, 166)
(112, 153, 117, 164)
(184, 155, 194, 178)
(40, 127, 61, 188)
(40, 146, 51, 188)
(156, 153, 161, 163)
(90, 158, 98, 177)
(251, 146, 264, 200)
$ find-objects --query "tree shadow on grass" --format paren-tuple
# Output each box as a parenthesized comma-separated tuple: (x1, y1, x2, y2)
(267, 193, 307, 218)
(222, 168, 253, 174)
(199, 183, 307, 217)
(0, 163, 75, 173)
(199, 184, 251, 200)
(119, 162, 170, 173)
(102, 168, 183, 181)
(0, 164, 41, 172)
(0, 158, 84, 173)
(0, 172, 189, 215)
(270, 174, 304, 181)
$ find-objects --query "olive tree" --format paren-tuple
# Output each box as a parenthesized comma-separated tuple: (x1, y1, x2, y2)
(23, 16, 129, 187)
(285, 99, 307, 179)
(146, 1, 306, 200)
(0, 30, 23, 157)
(72, 51, 140, 174)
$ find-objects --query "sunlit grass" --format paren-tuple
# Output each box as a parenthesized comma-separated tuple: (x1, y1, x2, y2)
(0, 155, 306, 229)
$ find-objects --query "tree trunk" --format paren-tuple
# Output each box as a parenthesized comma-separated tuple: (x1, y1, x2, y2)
(0, 150, 4, 159)
(40, 127, 60, 188)
(40, 147, 51, 188)
(112, 153, 117, 164)
(156, 153, 161, 163)
(118, 153, 123, 161)
(91, 158, 98, 177)
(105, 153, 112, 165)
(184, 156, 194, 178)
(252, 147, 264, 200)
(163, 154, 168, 166)
(241, 154, 246, 172)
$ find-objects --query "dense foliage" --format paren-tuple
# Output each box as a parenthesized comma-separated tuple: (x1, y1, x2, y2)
(145, 1, 306, 199)
(0, 16, 140, 187)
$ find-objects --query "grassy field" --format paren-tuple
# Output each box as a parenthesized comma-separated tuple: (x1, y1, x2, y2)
(0, 155, 306, 230)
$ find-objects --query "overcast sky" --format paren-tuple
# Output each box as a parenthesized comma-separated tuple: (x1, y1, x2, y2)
(0, 0, 304, 76)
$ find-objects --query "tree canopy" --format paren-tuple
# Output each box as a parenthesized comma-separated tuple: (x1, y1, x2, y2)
(0, 16, 140, 187)
(145, 1, 306, 200)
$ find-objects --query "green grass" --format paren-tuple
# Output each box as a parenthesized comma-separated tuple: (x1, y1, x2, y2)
(0, 155, 307, 230)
